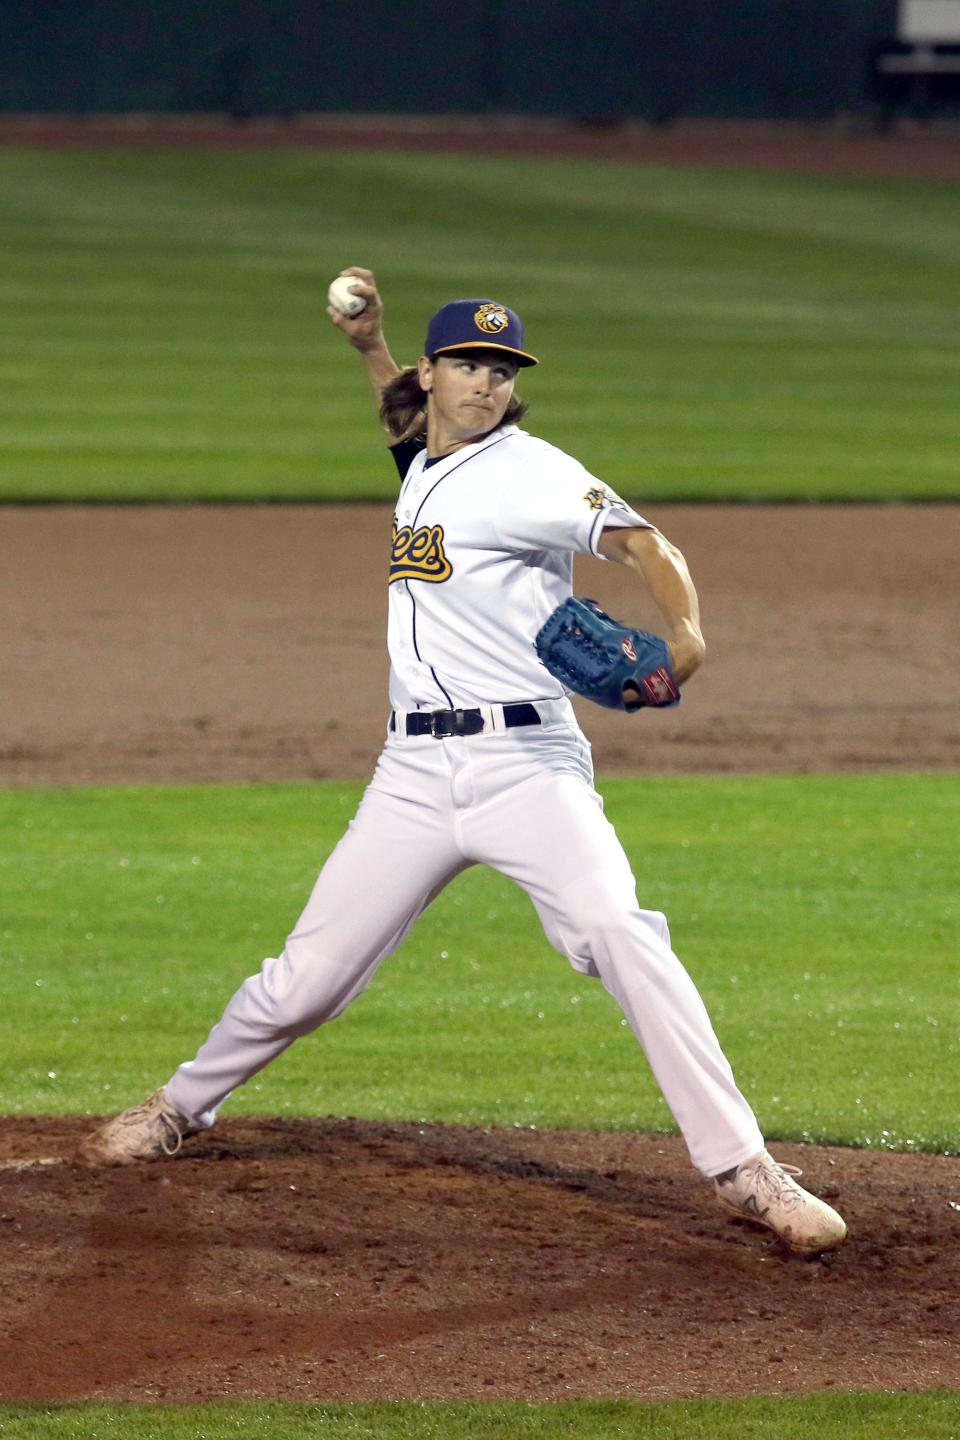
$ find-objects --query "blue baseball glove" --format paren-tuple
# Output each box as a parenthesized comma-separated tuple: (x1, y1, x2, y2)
(535, 597, 680, 712)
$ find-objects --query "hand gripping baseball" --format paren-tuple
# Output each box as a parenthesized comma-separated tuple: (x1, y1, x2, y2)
(535, 597, 680, 712)
(326, 267, 384, 353)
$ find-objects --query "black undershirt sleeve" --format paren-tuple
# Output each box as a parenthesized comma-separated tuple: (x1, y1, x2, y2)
(390, 438, 426, 479)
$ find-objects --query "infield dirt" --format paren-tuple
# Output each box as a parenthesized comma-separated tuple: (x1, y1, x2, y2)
(2, 502, 958, 787)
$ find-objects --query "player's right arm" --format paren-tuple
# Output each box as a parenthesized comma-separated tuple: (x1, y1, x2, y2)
(327, 267, 403, 425)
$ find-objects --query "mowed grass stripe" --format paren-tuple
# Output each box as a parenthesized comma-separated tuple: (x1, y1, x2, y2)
(1, 148, 958, 500)
(1, 774, 955, 1149)
(1, 1391, 960, 1438)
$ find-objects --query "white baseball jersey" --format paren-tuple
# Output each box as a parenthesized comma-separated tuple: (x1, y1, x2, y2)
(388, 424, 651, 711)
(164, 418, 766, 1183)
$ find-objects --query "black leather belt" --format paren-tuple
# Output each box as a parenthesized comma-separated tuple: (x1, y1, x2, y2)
(390, 703, 542, 738)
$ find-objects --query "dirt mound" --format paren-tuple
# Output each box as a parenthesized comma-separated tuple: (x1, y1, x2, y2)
(0, 1116, 956, 1402)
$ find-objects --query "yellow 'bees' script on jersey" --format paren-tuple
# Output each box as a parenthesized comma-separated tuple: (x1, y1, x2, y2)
(390, 520, 453, 584)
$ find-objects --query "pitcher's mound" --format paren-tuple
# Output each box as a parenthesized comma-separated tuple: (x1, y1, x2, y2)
(0, 1116, 957, 1402)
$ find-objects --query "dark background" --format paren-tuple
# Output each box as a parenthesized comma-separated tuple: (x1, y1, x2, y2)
(1, 0, 900, 121)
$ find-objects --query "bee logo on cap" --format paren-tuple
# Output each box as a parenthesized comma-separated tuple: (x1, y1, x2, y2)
(474, 303, 510, 335)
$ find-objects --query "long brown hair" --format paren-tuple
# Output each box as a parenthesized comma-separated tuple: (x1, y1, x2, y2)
(379, 366, 529, 442)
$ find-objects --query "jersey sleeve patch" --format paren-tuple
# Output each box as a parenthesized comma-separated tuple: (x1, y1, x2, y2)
(584, 483, 632, 514)
(491, 436, 651, 559)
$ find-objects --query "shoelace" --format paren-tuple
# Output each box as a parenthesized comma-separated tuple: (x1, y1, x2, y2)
(771, 1161, 803, 1180)
(717, 1155, 803, 1187)
(159, 1111, 186, 1157)
(756, 1157, 806, 1202)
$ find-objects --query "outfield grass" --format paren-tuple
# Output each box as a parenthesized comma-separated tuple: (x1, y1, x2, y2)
(1, 148, 958, 502)
(1, 774, 956, 1149)
(2, 1391, 960, 1439)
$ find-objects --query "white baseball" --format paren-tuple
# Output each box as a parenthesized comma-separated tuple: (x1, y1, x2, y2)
(328, 275, 368, 318)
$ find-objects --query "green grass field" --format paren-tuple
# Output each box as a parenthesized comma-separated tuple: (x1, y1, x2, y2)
(2, 1391, 960, 1440)
(2, 774, 956, 1147)
(1, 146, 959, 502)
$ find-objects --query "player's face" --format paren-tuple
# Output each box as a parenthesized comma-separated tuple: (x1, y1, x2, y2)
(419, 351, 518, 445)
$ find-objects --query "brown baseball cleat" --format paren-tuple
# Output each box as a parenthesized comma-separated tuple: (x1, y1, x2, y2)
(75, 1088, 198, 1167)
(714, 1148, 847, 1254)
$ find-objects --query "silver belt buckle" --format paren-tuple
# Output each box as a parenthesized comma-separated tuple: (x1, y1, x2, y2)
(430, 708, 485, 738)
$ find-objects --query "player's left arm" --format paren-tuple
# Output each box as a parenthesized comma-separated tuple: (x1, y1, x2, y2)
(596, 525, 706, 684)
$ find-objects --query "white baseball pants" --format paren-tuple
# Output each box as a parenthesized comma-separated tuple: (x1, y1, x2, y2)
(165, 711, 764, 1176)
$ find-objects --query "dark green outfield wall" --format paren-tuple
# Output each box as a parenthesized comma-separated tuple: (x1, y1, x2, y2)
(1, 0, 897, 120)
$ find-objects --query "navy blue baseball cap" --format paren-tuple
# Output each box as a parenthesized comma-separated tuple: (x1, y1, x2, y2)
(424, 299, 539, 367)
